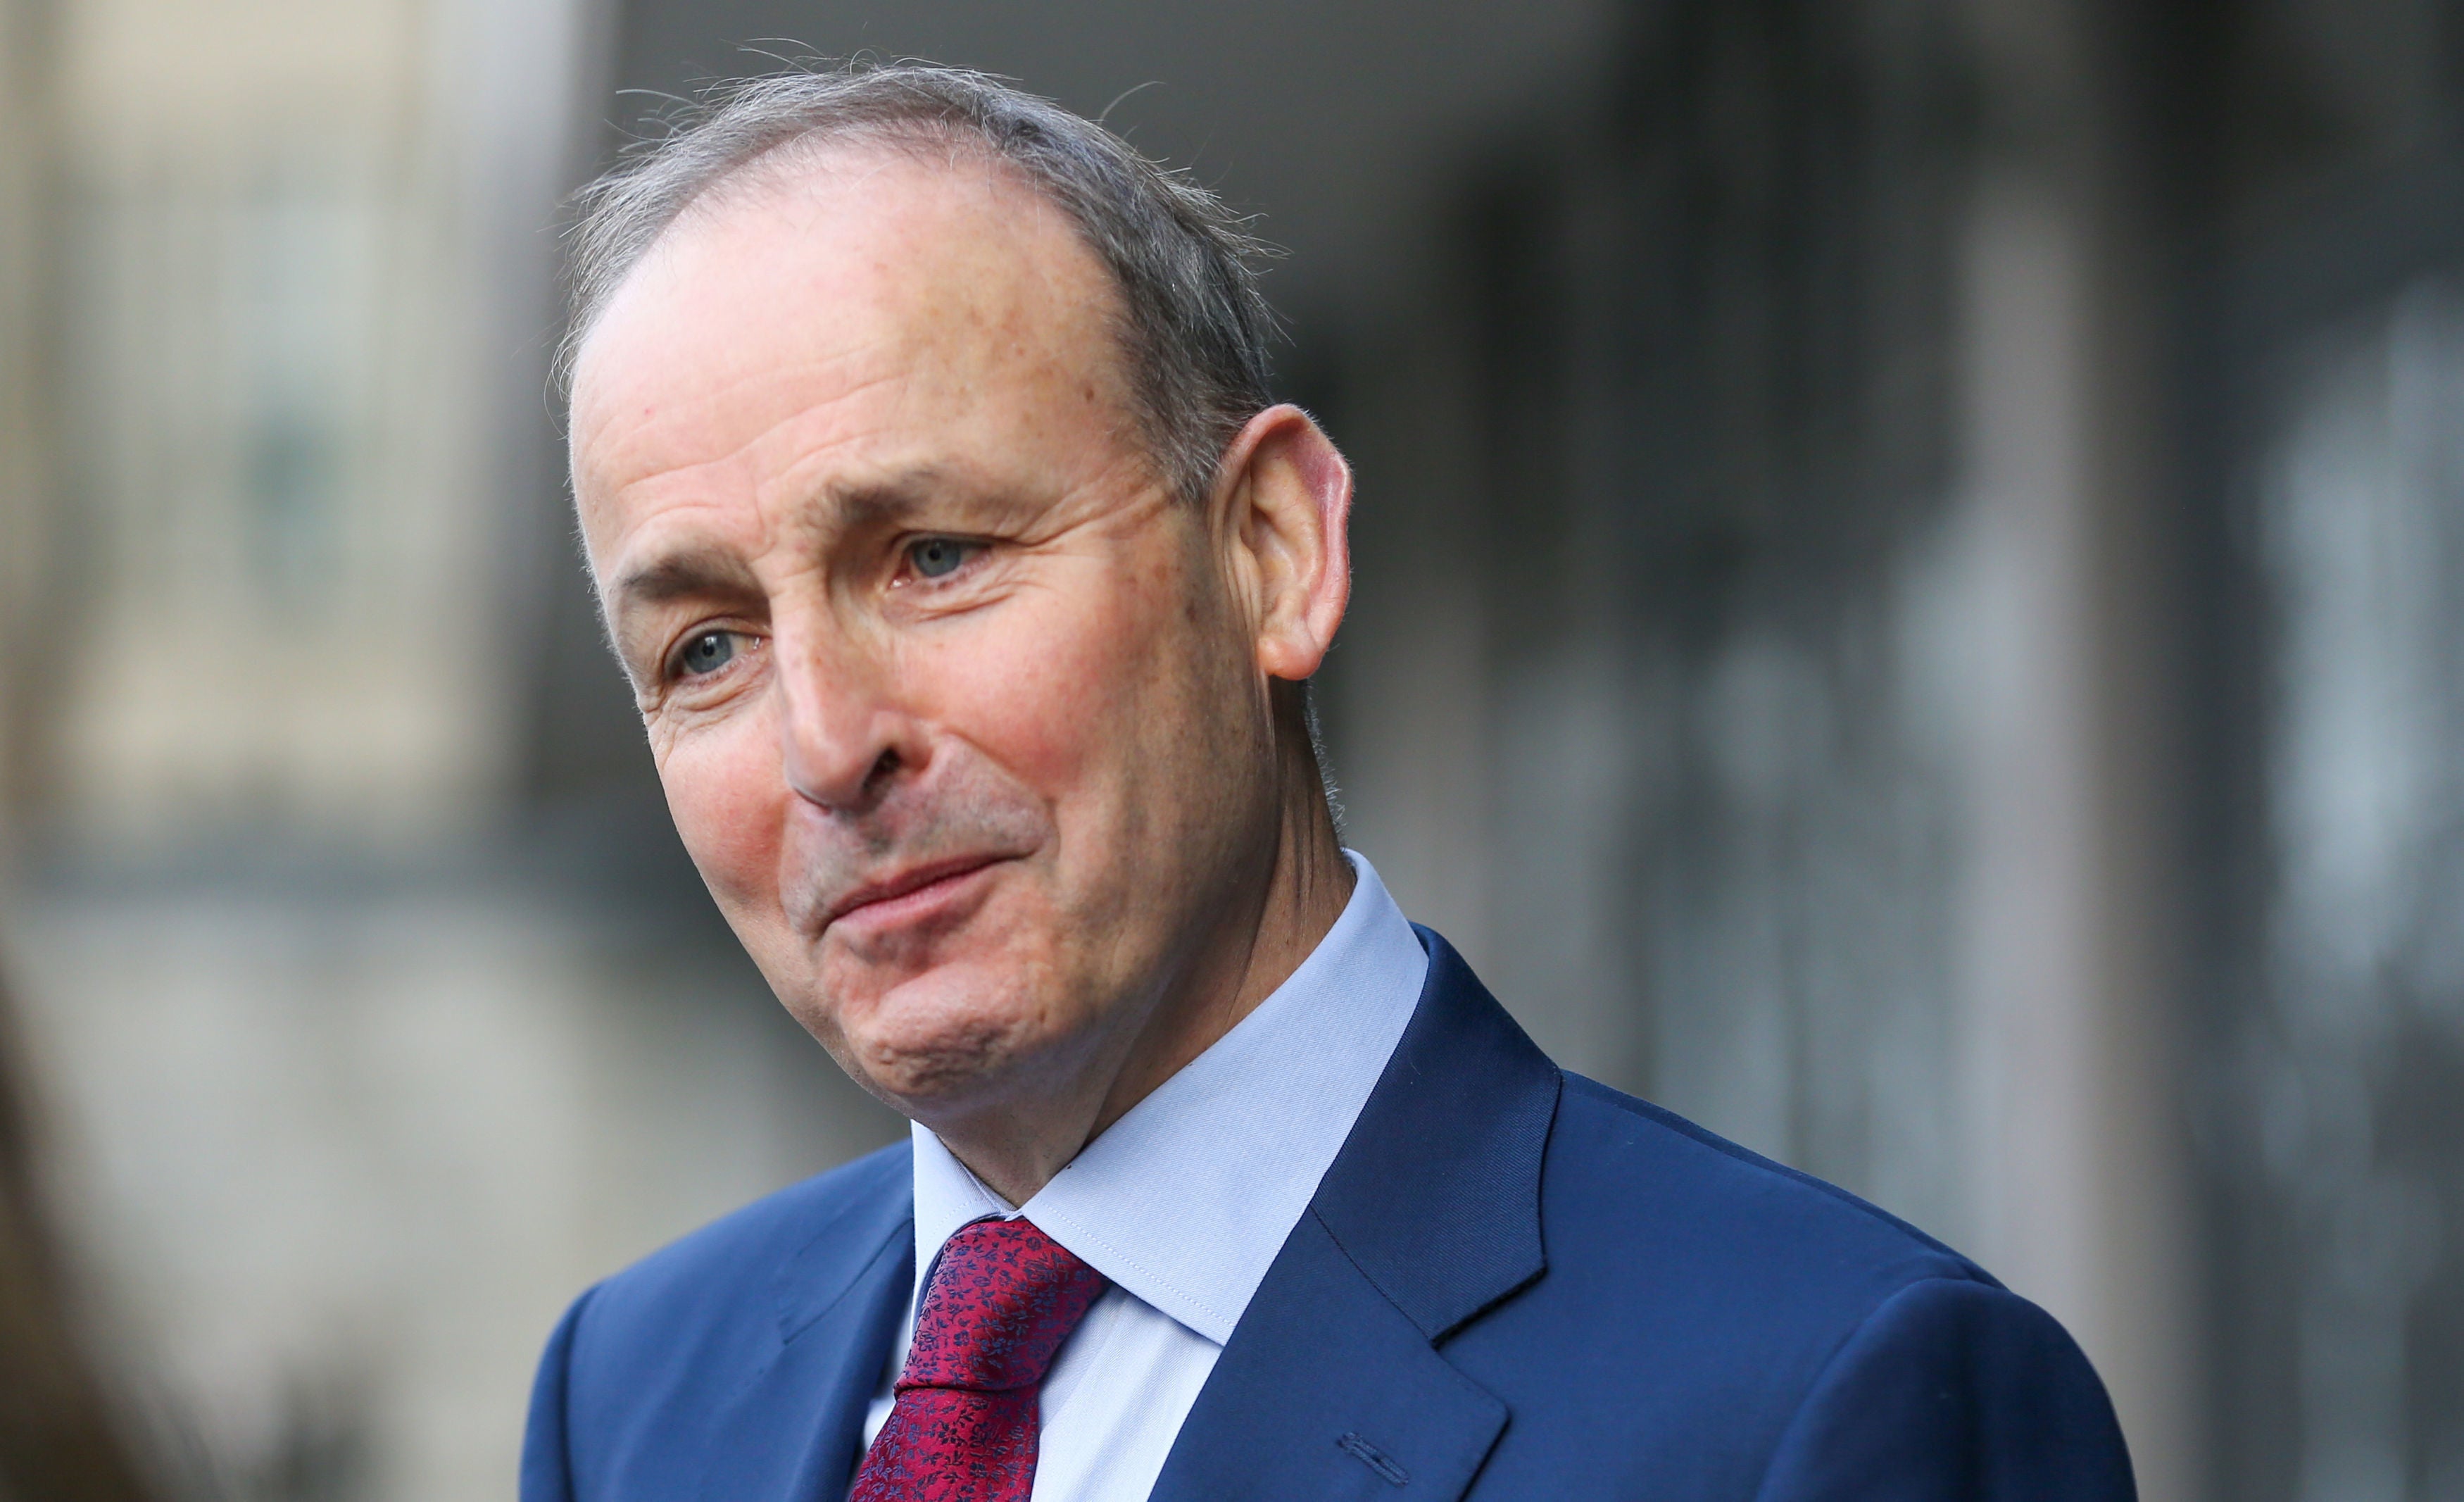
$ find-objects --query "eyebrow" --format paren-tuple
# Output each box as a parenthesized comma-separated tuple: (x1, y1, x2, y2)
(809, 469, 953, 540)
(614, 547, 764, 607)
(605, 475, 943, 618)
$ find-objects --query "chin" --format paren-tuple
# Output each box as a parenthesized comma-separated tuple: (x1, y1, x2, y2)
(810, 949, 1074, 1110)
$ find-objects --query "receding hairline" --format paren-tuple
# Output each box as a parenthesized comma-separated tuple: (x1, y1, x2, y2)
(564, 131, 1167, 520)
(563, 65, 1283, 511)
(574, 123, 1126, 370)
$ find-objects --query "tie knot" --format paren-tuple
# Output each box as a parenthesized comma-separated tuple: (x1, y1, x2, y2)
(901, 1218, 1108, 1394)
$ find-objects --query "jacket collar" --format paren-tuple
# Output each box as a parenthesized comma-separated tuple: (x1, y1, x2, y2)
(1149, 927, 1563, 1501)
(1311, 926, 1559, 1338)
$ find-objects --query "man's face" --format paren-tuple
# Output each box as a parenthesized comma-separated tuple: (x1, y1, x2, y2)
(569, 147, 1283, 1128)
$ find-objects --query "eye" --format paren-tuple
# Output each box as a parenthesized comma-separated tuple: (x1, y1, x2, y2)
(672, 629, 742, 680)
(904, 536, 979, 580)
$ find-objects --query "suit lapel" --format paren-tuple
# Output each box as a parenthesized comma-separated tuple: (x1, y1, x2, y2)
(1151, 930, 1563, 1502)
(691, 1160, 916, 1502)
(1145, 1211, 1507, 1501)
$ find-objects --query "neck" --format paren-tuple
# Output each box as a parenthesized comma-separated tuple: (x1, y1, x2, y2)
(940, 776, 1354, 1207)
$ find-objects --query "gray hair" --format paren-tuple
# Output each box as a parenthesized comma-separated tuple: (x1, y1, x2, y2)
(562, 62, 1281, 504)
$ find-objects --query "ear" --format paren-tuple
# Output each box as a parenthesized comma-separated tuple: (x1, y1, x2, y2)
(1214, 404, 1352, 686)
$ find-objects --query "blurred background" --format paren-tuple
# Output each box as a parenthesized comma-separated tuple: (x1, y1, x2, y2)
(2, 0, 2463, 1498)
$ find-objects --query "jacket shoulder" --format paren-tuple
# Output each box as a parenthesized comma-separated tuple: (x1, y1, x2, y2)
(1449, 1074, 2094, 1496)
(1554, 1072, 1980, 1279)
(1503, 1072, 2002, 1411)
(1754, 1275, 2137, 1499)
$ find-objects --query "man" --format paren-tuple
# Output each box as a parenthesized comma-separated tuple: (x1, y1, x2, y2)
(525, 63, 2135, 1501)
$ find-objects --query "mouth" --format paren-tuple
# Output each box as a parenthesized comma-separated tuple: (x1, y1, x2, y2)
(822, 853, 1010, 934)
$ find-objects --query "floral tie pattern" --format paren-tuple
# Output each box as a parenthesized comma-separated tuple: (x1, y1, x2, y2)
(850, 1217, 1110, 1502)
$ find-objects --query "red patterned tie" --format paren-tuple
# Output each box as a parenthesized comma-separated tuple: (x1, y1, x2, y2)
(850, 1217, 1110, 1502)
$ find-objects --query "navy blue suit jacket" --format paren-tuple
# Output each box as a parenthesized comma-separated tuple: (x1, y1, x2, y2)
(524, 930, 2135, 1501)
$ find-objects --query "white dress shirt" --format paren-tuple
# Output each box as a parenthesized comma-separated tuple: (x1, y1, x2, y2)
(857, 851, 1429, 1501)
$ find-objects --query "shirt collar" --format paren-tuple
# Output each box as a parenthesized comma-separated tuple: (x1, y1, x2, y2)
(907, 850, 1428, 1344)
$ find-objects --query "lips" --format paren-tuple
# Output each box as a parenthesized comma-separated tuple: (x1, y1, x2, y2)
(822, 853, 1007, 930)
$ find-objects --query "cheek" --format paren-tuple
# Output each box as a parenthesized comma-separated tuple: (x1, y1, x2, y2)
(655, 708, 788, 910)
(918, 578, 1175, 791)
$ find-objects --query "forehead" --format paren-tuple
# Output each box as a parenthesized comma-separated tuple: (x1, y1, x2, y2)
(569, 142, 1134, 513)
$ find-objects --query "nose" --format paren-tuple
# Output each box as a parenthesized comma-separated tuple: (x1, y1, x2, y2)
(774, 623, 928, 815)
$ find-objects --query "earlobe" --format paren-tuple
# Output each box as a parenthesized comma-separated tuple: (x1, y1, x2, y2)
(1221, 404, 1352, 685)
